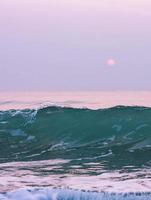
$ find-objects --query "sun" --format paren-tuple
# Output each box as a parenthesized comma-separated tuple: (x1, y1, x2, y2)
(107, 58, 116, 66)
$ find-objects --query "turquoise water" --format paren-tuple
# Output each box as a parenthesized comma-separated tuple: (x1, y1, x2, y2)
(0, 92, 151, 199)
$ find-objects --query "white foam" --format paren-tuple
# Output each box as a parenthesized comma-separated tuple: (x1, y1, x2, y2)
(1, 188, 151, 200)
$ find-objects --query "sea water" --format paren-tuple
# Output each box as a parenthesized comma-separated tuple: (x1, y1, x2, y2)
(0, 91, 151, 200)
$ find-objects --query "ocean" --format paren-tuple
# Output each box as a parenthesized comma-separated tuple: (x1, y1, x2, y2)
(0, 91, 151, 200)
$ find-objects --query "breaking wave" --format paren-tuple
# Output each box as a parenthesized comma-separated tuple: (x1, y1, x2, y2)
(0, 105, 151, 166)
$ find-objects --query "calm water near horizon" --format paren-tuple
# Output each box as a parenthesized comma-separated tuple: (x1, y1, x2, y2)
(0, 91, 151, 110)
(1, 91, 151, 199)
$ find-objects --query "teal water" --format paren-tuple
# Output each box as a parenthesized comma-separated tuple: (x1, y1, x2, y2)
(0, 92, 151, 199)
(1, 106, 151, 166)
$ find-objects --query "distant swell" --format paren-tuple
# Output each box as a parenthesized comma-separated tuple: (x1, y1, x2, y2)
(0, 106, 151, 165)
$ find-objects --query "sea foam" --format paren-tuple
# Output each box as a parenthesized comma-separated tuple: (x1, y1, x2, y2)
(1, 188, 151, 200)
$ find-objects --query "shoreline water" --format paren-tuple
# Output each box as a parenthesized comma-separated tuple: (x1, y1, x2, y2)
(1, 188, 151, 200)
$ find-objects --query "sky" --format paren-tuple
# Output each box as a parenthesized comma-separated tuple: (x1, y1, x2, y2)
(0, 0, 151, 91)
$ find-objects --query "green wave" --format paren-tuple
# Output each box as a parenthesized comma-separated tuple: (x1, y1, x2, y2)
(0, 106, 151, 164)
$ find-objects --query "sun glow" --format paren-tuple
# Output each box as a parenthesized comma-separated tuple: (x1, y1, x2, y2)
(107, 59, 116, 66)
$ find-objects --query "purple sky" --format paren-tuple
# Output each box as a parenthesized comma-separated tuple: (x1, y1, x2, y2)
(0, 0, 151, 91)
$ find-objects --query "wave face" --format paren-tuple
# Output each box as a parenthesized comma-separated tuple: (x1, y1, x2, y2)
(0, 106, 151, 167)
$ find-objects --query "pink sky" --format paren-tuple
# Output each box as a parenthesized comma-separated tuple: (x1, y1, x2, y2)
(0, 0, 150, 91)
